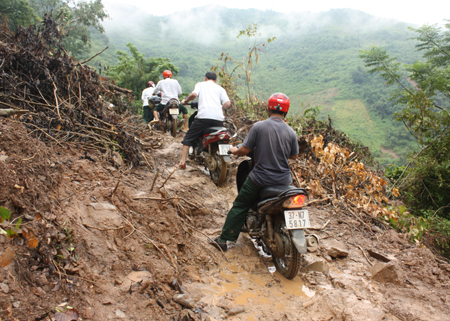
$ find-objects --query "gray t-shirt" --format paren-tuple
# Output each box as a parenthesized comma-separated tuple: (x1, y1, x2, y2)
(243, 117, 299, 187)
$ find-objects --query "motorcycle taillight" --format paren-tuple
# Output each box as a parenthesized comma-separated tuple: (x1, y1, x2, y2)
(218, 132, 228, 140)
(282, 194, 307, 208)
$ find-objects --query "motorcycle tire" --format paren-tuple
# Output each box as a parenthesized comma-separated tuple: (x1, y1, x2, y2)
(272, 216, 301, 280)
(162, 114, 170, 134)
(209, 146, 227, 186)
(171, 117, 177, 138)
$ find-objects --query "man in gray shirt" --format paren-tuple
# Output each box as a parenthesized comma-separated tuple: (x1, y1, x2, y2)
(211, 93, 299, 251)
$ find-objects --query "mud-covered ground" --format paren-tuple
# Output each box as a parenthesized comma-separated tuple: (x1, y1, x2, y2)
(1, 118, 450, 321)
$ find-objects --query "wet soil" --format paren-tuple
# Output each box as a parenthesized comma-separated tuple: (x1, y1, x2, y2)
(1, 118, 450, 321)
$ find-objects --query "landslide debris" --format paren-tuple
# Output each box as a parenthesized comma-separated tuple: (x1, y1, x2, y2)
(0, 14, 147, 166)
(1, 16, 450, 321)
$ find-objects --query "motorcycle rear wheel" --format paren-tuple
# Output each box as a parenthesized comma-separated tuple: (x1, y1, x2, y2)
(160, 112, 169, 133)
(209, 146, 227, 186)
(171, 117, 177, 137)
(272, 217, 301, 280)
(163, 119, 169, 133)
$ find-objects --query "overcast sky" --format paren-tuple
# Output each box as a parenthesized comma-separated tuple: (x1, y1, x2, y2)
(102, 0, 448, 26)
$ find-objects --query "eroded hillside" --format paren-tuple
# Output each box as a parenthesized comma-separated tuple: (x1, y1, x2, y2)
(1, 118, 450, 321)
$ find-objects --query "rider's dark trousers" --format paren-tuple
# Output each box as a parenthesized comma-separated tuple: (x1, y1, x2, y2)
(220, 177, 262, 242)
(143, 105, 154, 123)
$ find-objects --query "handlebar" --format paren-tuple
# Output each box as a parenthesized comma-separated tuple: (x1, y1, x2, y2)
(185, 101, 199, 109)
(227, 143, 243, 155)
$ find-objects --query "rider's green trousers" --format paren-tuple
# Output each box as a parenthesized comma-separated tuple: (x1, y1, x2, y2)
(143, 105, 154, 123)
(220, 177, 262, 242)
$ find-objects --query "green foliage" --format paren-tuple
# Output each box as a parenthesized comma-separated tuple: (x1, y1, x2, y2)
(360, 20, 450, 219)
(284, 104, 324, 135)
(427, 215, 450, 255)
(360, 47, 404, 86)
(302, 105, 322, 120)
(0, 0, 38, 31)
(0, 206, 22, 238)
(384, 165, 407, 182)
(362, 20, 450, 256)
(107, 43, 179, 102)
(28, 0, 109, 57)
(0, 206, 11, 221)
(386, 206, 429, 243)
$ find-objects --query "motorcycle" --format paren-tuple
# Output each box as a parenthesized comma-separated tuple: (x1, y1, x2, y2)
(186, 101, 233, 186)
(148, 94, 180, 138)
(237, 154, 319, 279)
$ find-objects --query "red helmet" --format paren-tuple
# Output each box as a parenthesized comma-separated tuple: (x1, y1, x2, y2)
(147, 81, 154, 87)
(268, 93, 290, 113)
(163, 70, 172, 78)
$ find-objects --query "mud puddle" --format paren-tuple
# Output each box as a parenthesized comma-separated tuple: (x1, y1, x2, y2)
(185, 236, 315, 320)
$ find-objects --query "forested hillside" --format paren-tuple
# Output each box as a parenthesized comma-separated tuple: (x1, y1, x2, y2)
(87, 6, 422, 165)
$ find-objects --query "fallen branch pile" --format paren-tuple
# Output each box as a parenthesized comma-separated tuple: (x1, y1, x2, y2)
(293, 134, 398, 220)
(0, 15, 146, 165)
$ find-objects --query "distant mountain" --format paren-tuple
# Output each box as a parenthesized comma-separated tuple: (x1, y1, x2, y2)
(89, 6, 422, 165)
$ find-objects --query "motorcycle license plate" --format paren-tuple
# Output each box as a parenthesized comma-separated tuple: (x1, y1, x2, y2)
(218, 144, 231, 155)
(284, 210, 310, 229)
(169, 108, 179, 115)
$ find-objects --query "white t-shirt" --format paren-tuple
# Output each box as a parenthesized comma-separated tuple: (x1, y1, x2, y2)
(193, 80, 230, 121)
(141, 87, 155, 106)
(154, 78, 182, 104)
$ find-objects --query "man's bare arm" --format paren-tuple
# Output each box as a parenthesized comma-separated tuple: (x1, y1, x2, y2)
(230, 145, 251, 156)
(222, 101, 231, 110)
(182, 92, 198, 104)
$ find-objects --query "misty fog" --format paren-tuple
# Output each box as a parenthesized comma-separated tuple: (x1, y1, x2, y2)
(101, 5, 408, 47)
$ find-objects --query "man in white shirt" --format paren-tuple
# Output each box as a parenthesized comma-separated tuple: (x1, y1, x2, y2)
(152, 70, 188, 131)
(142, 81, 155, 125)
(178, 71, 231, 168)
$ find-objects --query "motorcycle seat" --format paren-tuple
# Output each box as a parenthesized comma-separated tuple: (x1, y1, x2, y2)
(259, 185, 304, 200)
(202, 127, 228, 135)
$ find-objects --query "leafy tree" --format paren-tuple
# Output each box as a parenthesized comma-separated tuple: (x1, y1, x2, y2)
(0, 0, 38, 31)
(28, 0, 109, 57)
(360, 20, 450, 219)
(107, 42, 179, 100)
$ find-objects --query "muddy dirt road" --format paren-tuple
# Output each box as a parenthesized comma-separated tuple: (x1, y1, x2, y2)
(1, 120, 450, 321)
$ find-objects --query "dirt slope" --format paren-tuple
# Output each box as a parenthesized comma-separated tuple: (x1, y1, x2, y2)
(1, 118, 450, 321)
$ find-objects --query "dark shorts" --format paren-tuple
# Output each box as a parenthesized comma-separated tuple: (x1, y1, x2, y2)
(181, 118, 224, 146)
(155, 103, 188, 115)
